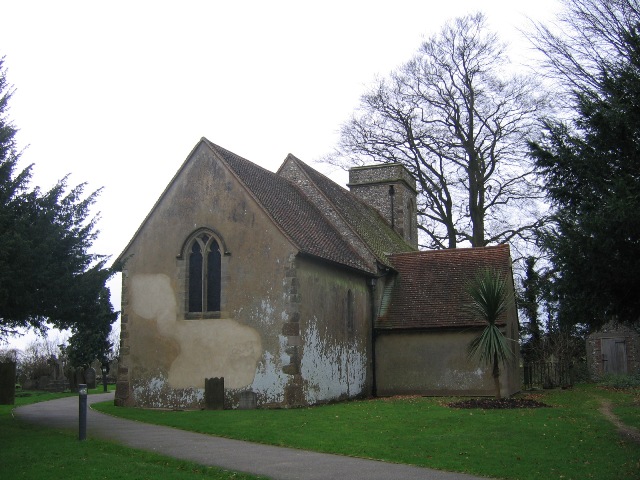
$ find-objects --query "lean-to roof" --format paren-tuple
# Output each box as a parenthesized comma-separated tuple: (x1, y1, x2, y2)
(376, 244, 514, 330)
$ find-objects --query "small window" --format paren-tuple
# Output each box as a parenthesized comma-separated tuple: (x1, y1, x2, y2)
(407, 198, 415, 242)
(187, 232, 221, 313)
(347, 289, 354, 334)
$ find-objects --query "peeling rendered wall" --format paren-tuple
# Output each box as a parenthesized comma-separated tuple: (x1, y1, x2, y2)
(300, 317, 368, 403)
(295, 258, 371, 404)
(117, 143, 300, 408)
(375, 330, 520, 397)
(130, 274, 262, 388)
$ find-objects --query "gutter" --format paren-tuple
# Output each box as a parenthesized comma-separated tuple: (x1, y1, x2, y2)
(368, 276, 378, 397)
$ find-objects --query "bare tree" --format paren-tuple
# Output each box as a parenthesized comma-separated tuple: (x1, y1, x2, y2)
(530, 0, 640, 100)
(16, 337, 65, 383)
(330, 13, 547, 251)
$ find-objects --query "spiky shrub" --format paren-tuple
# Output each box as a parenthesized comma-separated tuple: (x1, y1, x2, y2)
(466, 268, 514, 399)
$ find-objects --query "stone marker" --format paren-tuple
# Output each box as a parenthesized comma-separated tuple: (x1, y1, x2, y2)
(239, 390, 257, 410)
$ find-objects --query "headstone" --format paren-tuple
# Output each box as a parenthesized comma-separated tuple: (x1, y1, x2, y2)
(238, 390, 257, 410)
(37, 375, 51, 390)
(204, 377, 224, 410)
(73, 368, 85, 392)
(0, 361, 16, 405)
(47, 355, 65, 381)
(22, 379, 37, 390)
(84, 367, 96, 389)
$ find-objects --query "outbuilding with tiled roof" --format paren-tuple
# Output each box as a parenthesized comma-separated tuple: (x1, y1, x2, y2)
(374, 245, 520, 397)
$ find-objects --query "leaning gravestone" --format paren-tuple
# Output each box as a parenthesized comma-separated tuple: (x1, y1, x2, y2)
(0, 361, 16, 405)
(204, 377, 224, 410)
(84, 367, 97, 389)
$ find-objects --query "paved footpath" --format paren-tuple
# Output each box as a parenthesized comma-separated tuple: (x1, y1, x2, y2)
(15, 393, 490, 480)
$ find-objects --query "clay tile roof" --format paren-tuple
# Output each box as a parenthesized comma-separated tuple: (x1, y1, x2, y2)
(284, 157, 415, 267)
(376, 244, 513, 330)
(204, 139, 371, 273)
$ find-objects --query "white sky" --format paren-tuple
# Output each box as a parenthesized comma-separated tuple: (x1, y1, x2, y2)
(1, 0, 561, 351)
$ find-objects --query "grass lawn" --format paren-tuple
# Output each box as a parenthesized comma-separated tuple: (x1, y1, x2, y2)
(0, 389, 264, 480)
(94, 384, 640, 480)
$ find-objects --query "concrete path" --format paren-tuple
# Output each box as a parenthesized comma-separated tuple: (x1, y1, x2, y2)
(15, 393, 490, 480)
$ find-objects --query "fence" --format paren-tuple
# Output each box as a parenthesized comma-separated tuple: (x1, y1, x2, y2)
(522, 362, 573, 390)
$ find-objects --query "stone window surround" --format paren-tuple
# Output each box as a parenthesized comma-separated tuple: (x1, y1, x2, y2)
(177, 227, 231, 320)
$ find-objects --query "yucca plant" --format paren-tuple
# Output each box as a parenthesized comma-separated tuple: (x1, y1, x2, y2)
(466, 268, 514, 399)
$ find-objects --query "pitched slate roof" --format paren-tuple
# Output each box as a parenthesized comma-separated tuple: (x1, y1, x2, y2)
(203, 139, 408, 274)
(376, 244, 514, 330)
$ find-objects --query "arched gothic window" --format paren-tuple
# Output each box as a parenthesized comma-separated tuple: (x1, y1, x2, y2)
(188, 232, 221, 313)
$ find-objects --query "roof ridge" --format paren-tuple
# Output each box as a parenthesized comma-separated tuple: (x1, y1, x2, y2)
(390, 244, 509, 257)
(203, 138, 373, 273)
(277, 154, 378, 271)
(280, 156, 415, 266)
(204, 138, 281, 178)
(201, 138, 304, 253)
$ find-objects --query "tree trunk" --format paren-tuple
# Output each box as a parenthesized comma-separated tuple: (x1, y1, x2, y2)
(466, 130, 485, 247)
(493, 352, 501, 399)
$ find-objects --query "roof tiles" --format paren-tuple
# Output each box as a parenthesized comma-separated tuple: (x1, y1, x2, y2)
(204, 140, 383, 273)
(376, 244, 513, 330)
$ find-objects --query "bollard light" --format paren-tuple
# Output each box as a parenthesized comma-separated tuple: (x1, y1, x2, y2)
(78, 383, 87, 441)
(101, 363, 108, 392)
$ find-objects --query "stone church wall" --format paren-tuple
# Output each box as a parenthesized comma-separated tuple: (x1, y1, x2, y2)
(348, 163, 418, 248)
(375, 330, 520, 397)
(116, 143, 375, 409)
(295, 257, 371, 405)
(117, 143, 302, 408)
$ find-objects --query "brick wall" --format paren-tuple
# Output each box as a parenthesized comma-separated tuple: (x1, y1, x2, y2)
(586, 321, 640, 378)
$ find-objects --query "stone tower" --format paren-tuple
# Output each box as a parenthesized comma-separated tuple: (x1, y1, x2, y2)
(348, 163, 418, 248)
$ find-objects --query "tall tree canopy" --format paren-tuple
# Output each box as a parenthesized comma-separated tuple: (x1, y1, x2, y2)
(529, 0, 640, 330)
(531, 0, 640, 101)
(330, 13, 547, 251)
(0, 57, 117, 361)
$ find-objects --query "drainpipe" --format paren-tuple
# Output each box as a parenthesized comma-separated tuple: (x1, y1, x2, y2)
(368, 277, 378, 397)
(388, 185, 395, 230)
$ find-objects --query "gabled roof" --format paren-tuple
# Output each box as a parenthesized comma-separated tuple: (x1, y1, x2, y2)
(202, 139, 374, 273)
(277, 154, 414, 270)
(376, 244, 514, 330)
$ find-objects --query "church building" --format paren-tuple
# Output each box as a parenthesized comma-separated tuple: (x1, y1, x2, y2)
(114, 138, 520, 408)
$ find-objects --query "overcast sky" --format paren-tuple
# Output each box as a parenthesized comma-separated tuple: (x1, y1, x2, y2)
(1, 0, 561, 350)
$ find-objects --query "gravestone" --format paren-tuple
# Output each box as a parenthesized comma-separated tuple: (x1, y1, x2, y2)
(0, 361, 16, 405)
(204, 377, 224, 410)
(22, 379, 37, 390)
(37, 375, 51, 390)
(44, 355, 68, 392)
(47, 355, 65, 381)
(72, 367, 86, 392)
(239, 390, 257, 410)
(84, 367, 97, 389)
